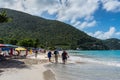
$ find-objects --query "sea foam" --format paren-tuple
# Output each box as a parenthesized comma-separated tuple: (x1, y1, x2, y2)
(69, 55, 120, 67)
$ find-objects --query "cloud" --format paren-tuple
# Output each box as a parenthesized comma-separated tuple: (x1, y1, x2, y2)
(57, 0, 99, 29)
(88, 27, 120, 39)
(0, 0, 25, 11)
(0, 0, 99, 30)
(101, 0, 120, 12)
(116, 32, 120, 35)
(24, 0, 59, 15)
(57, 0, 99, 20)
(0, 0, 59, 16)
(80, 20, 96, 29)
(73, 20, 96, 29)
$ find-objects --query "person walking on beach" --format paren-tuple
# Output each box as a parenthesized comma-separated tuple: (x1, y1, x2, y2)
(47, 51, 52, 62)
(62, 50, 69, 64)
(54, 50, 59, 63)
(35, 50, 38, 58)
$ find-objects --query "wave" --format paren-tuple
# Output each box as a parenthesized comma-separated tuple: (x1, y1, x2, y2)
(69, 56, 120, 67)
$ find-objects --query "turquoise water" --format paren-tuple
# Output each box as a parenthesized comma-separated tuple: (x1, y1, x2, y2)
(68, 50, 120, 67)
(45, 50, 120, 80)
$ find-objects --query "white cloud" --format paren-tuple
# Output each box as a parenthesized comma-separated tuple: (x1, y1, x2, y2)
(56, 0, 99, 29)
(101, 0, 120, 12)
(57, 0, 99, 29)
(73, 21, 81, 27)
(0, 0, 25, 12)
(19, 0, 60, 16)
(75, 20, 96, 29)
(88, 27, 120, 39)
(116, 32, 120, 35)
(0, 0, 99, 29)
(0, 0, 59, 15)
(79, 21, 96, 29)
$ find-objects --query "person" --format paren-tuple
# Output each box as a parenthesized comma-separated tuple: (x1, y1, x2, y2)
(35, 50, 38, 58)
(25, 49, 28, 57)
(62, 50, 69, 64)
(29, 49, 33, 54)
(47, 51, 52, 62)
(16, 50, 20, 56)
(0, 54, 6, 61)
(54, 50, 59, 63)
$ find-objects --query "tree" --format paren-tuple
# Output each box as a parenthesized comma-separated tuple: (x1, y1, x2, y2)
(0, 10, 8, 22)
(9, 39, 18, 45)
(18, 39, 34, 47)
(0, 9, 12, 23)
(34, 38, 39, 48)
(0, 39, 4, 44)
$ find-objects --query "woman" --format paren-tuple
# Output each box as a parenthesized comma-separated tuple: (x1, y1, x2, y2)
(62, 50, 69, 64)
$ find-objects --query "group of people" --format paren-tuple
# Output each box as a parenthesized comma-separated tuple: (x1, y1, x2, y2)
(47, 50, 69, 64)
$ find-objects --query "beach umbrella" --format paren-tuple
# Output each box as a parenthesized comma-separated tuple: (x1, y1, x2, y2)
(0, 44, 18, 48)
(5, 44, 18, 48)
(15, 47, 26, 51)
(0, 44, 6, 47)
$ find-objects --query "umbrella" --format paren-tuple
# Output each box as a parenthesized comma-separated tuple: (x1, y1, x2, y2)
(5, 44, 18, 48)
(15, 47, 26, 51)
(0, 44, 18, 48)
(0, 44, 6, 47)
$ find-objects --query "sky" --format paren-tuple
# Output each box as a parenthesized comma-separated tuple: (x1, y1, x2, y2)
(0, 0, 120, 40)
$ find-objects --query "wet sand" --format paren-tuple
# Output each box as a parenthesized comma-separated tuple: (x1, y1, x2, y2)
(43, 69, 56, 80)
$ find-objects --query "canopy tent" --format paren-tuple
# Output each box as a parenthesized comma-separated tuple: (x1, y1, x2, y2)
(0, 44, 6, 47)
(5, 44, 18, 48)
(0, 44, 18, 56)
(15, 47, 26, 51)
(0, 44, 18, 48)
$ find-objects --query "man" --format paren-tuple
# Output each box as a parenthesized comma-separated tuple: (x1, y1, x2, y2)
(54, 50, 59, 63)
(47, 51, 52, 62)
(62, 50, 69, 64)
(35, 50, 38, 58)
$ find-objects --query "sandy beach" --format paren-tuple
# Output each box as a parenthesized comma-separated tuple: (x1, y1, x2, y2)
(0, 53, 56, 80)
(1, 50, 120, 80)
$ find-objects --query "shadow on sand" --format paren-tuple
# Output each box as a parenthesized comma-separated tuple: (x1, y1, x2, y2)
(0, 59, 28, 69)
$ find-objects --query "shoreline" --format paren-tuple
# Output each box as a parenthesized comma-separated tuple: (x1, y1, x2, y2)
(0, 53, 57, 80)
(1, 50, 120, 80)
(0, 51, 84, 80)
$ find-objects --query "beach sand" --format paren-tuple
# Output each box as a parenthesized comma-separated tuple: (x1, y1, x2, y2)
(0, 53, 56, 80)
(43, 69, 56, 80)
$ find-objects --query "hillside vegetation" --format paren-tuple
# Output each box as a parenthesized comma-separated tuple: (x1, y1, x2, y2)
(102, 38, 120, 50)
(0, 8, 110, 50)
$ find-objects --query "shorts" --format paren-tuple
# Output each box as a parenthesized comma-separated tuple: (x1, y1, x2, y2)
(62, 57, 67, 60)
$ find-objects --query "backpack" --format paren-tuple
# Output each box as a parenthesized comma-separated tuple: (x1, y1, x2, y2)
(54, 51, 58, 55)
(62, 52, 67, 57)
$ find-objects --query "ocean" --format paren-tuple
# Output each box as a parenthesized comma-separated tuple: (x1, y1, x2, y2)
(45, 50, 120, 80)
(68, 50, 120, 67)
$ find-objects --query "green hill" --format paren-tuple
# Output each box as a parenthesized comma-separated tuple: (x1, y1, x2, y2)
(102, 38, 120, 50)
(0, 8, 109, 50)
